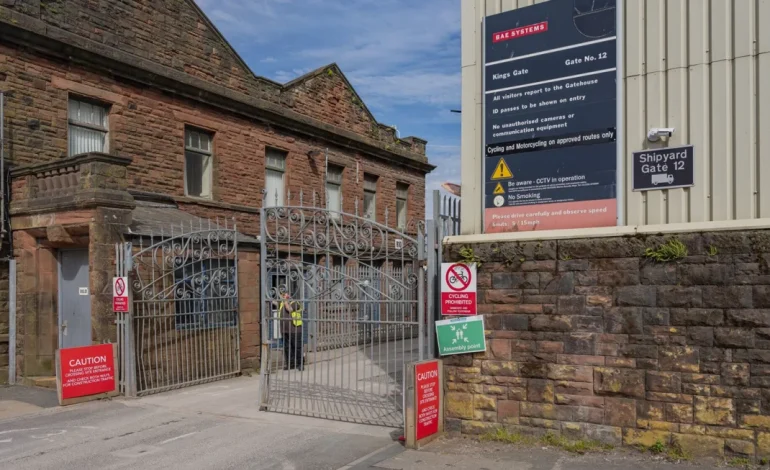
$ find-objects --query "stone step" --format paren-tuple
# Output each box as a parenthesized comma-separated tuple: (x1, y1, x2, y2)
(24, 376, 57, 390)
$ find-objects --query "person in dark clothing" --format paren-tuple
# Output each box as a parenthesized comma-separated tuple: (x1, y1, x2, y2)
(280, 293, 303, 371)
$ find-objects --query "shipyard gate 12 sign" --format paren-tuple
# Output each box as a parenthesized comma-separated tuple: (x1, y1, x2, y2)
(483, 0, 618, 233)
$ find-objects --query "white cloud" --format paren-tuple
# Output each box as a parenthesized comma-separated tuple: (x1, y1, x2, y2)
(272, 67, 313, 83)
(423, 142, 461, 214)
(195, 0, 460, 108)
(193, 0, 463, 218)
(349, 71, 460, 109)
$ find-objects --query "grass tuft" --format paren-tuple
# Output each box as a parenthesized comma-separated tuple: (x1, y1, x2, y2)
(666, 444, 692, 461)
(644, 238, 688, 262)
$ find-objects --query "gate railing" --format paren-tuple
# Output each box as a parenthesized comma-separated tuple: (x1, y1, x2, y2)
(118, 219, 241, 396)
(258, 195, 426, 427)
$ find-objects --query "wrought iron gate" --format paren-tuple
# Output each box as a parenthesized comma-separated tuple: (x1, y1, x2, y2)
(258, 200, 427, 427)
(118, 220, 241, 396)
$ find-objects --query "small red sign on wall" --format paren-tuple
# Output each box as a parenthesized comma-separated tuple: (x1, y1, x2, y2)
(415, 360, 440, 441)
(113, 276, 129, 312)
(59, 344, 116, 400)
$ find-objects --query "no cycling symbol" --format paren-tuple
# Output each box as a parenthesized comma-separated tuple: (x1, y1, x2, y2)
(115, 277, 126, 296)
(446, 263, 472, 292)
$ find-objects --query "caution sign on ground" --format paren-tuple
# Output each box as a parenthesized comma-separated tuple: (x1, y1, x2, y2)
(440, 263, 477, 316)
(493, 182, 505, 194)
(491, 158, 513, 180)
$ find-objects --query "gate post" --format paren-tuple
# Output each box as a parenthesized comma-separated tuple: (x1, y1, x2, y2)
(426, 219, 437, 359)
(417, 227, 426, 361)
(115, 242, 137, 397)
(257, 203, 270, 410)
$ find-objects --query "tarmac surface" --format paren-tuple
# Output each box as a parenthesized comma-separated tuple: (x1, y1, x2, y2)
(0, 379, 740, 470)
(0, 377, 399, 470)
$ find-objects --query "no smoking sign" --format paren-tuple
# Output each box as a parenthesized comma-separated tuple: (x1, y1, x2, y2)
(440, 263, 477, 316)
(113, 276, 129, 313)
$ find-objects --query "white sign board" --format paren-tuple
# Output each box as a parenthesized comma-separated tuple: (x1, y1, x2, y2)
(440, 263, 477, 316)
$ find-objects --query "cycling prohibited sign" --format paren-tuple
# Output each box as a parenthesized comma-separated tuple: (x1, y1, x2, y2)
(113, 276, 129, 313)
(441, 263, 477, 316)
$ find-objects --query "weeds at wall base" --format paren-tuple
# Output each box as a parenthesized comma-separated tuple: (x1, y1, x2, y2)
(481, 430, 704, 462)
(481, 429, 613, 455)
(728, 457, 752, 468)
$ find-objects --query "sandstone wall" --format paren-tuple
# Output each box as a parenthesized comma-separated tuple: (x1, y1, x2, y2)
(443, 229, 770, 459)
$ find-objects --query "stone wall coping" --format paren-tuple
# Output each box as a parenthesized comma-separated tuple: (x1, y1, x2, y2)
(445, 218, 770, 244)
(11, 153, 133, 177)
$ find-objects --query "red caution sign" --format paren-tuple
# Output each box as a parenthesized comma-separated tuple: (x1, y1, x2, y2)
(415, 360, 440, 441)
(440, 263, 477, 316)
(59, 344, 116, 400)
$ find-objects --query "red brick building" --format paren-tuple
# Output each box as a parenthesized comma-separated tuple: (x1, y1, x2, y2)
(0, 0, 433, 384)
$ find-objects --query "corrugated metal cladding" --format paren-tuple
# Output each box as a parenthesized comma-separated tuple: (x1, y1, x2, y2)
(461, 0, 770, 232)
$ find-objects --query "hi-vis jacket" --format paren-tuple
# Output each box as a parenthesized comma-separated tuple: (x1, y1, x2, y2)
(279, 300, 303, 331)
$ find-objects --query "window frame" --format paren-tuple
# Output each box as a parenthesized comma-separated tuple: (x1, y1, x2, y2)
(326, 164, 344, 216)
(67, 95, 110, 157)
(396, 182, 409, 230)
(265, 147, 288, 207)
(183, 126, 215, 200)
(363, 174, 378, 220)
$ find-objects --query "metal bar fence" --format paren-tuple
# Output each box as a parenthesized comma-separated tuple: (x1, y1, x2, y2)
(257, 191, 425, 427)
(120, 218, 241, 396)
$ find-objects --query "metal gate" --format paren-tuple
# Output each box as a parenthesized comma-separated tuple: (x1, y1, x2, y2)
(118, 220, 241, 396)
(258, 198, 428, 427)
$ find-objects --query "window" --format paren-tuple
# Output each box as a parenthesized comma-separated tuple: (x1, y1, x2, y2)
(174, 259, 237, 330)
(326, 164, 343, 216)
(396, 183, 409, 229)
(68, 97, 109, 156)
(184, 127, 214, 199)
(265, 148, 287, 207)
(363, 174, 378, 220)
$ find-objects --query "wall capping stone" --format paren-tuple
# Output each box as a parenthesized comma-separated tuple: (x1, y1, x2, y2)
(446, 218, 770, 245)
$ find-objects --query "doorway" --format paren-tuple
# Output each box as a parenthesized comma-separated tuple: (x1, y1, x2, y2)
(58, 249, 91, 349)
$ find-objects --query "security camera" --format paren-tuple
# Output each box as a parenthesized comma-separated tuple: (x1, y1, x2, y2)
(647, 128, 675, 142)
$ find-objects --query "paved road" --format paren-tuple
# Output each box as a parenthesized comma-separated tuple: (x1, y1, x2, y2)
(0, 377, 401, 470)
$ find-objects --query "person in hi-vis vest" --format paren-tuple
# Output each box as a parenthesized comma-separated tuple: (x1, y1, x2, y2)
(280, 292, 304, 371)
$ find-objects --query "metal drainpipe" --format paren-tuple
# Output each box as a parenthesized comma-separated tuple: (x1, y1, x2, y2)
(8, 259, 15, 384)
(1, 90, 4, 240)
(1, 91, 11, 384)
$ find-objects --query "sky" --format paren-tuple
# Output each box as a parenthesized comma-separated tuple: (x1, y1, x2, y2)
(194, 0, 462, 217)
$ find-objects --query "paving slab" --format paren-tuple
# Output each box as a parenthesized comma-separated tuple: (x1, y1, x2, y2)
(0, 385, 58, 421)
(366, 437, 728, 470)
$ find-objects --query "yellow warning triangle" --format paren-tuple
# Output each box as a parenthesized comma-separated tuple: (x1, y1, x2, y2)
(493, 182, 505, 194)
(491, 158, 513, 180)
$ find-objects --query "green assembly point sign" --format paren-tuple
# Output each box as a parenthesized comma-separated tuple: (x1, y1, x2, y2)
(436, 316, 486, 356)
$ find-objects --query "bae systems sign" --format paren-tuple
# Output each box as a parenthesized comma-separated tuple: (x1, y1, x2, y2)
(483, 0, 618, 233)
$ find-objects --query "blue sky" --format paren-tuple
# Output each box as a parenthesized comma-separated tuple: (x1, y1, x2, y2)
(194, 0, 461, 215)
